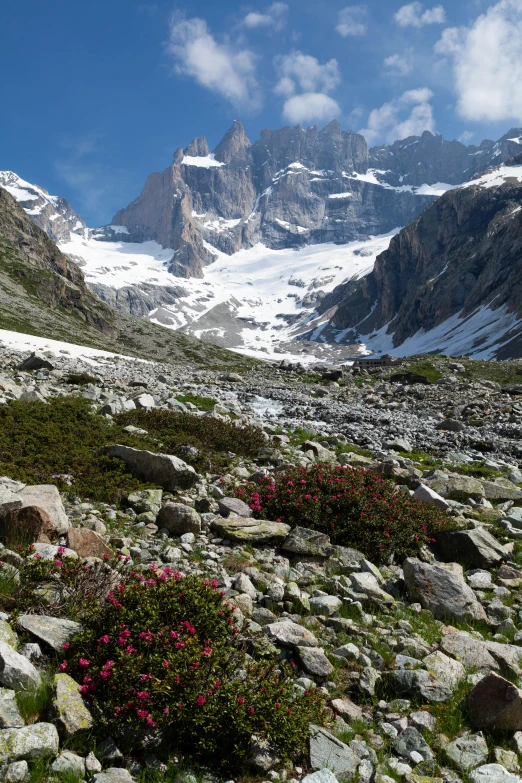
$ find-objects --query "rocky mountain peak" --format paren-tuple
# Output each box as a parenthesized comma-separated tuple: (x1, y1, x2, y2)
(183, 136, 210, 157)
(213, 120, 251, 165)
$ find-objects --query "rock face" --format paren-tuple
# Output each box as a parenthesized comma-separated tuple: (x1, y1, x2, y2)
(319, 152, 522, 358)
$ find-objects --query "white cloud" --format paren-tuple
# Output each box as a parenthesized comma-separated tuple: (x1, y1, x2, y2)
(336, 5, 368, 36)
(167, 17, 259, 109)
(458, 130, 474, 144)
(434, 0, 522, 123)
(395, 2, 446, 27)
(383, 52, 413, 75)
(274, 52, 340, 96)
(359, 87, 435, 144)
(282, 93, 341, 124)
(243, 3, 288, 30)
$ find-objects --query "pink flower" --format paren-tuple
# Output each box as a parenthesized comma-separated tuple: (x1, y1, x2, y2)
(33, 553, 42, 559)
(54, 560, 63, 567)
(163, 707, 170, 715)
(237, 697, 245, 705)
(79, 685, 89, 694)
(146, 717, 155, 727)
(197, 695, 206, 707)
(63, 642, 70, 651)
(137, 691, 150, 700)
(79, 658, 90, 667)
(59, 661, 68, 671)
(98, 635, 110, 644)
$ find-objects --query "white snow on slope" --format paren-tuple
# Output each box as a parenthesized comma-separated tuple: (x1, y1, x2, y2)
(343, 170, 454, 196)
(463, 164, 522, 190)
(0, 329, 148, 366)
(182, 154, 225, 168)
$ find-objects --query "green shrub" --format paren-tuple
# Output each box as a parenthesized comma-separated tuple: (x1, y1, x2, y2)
(175, 393, 217, 411)
(237, 464, 454, 563)
(65, 570, 325, 768)
(64, 373, 99, 386)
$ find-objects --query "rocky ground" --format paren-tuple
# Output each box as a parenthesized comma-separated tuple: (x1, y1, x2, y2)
(2, 346, 522, 783)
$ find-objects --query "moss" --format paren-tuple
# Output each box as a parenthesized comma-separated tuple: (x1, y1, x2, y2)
(176, 393, 217, 411)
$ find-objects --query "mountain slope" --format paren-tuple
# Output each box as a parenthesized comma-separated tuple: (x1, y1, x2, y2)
(0, 186, 256, 368)
(316, 153, 522, 358)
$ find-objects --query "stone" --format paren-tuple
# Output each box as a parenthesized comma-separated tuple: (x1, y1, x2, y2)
(85, 752, 102, 774)
(333, 643, 360, 661)
(309, 596, 342, 617)
(53, 673, 93, 736)
(90, 770, 135, 783)
(99, 445, 198, 490)
(249, 734, 279, 771)
(467, 570, 493, 590)
(0, 626, 16, 652)
(217, 497, 252, 517)
(0, 692, 24, 729)
(434, 529, 508, 569)
(425, 473, 484, 502)
(0, 491, 22, 518)
(468, 673, 522, 732)
(442, 633, 522, 677)
(66, 527, 112, 558)
(30, 542, 76, 561)
(413, 485, 447, 509)
(264, 621, 318, 648)
(409, 712, 436, 733)
(350, 572, 394, 604)
(0, 724, 59, 763)
(51, 751, 86, 778)
(310, 726, 360, 778)
(211, 516, 290, 543)
(423, 651, 466, 691)
(17, 615, 80, 653)
(16, 354, 53, 372)
(156, 504, 202, 536)
(18, 485, 70, 535)
(403, 559, 488, 623)
(126, 489, 163, 514)
(384, 438, 412, 452)
(96, 737, 124, 767)
(301, 771, 339, 783)
(331, 698, 364, 722)
(436, 419, 465, 432)
(481, 480, 522, 502)
(282, 527, 333, 558)
(493, 750, 519, 774)
(444, 733, 489, 771)
(0, 760, 29, 782)
(470, 764, 521, 783)
(0, 644, 40, 692)
(301, 441, 335, 461)
(392, 669, 452, 703)
(359, 667, 381, 697)
(297, 647, 334, 677)
(234, 573, 257, 598)
(393, 728, 432, 761)
(0, 507, 55, 548)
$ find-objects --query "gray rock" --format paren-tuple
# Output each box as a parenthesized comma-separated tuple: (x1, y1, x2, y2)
(392, 727, 432, 761)
(217, 497, 252, 517)
(53, 673, 93, 737)
(0, 760, 29, 782)
(282, 527, 333, 557)
(403, 558, 488, 623)
(0, 644, 40, 692)
(330, 698, 364, 722)
(156, 503, 201, 536)
(350, 572, 394, 604)
(309, 596, 342, 617)
(384, 438, 412, 451)
(17, 615, 80, 653)
(133, 393, 155, 409)
(301, 771, 339, 783)
(0, 692, 24, 729)
(310, 726, 360, 778)
(96, 737, 124, 767)
(264, 621, 318, 648)
(392, 668, 452, 703)
(470, 764, 522, 783)
(18, 485, 70, 535)
(442, 633, 522, 677)
(126, 489, 163, 514)
(481, 480, 522, 502)
(297, 647, 334, 677)
(51, 751, 86, 778)
(211, 516, 290, 543)
(0, 492, 22, 518)
(0, 724, 59, 763)
(444, 733, 489, 771)
(99, 445, 198, 490)
(434, 528, 508, 569)
(0, 626, 16, 652)
(85, 752, 102, 774)
(333, 643, 360, 661)
(359, 667, 381, 697)
(90, 770, 135, 783)
(423, 650, 466, 691)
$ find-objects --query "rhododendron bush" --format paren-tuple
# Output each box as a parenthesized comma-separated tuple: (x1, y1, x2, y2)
(237, 464, 453, 563)
(65, 569, 325, 764)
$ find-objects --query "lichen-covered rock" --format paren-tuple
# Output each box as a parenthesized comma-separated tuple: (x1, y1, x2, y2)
(99, 445, 197, 490)
(17, 616, 80, 653)
(53, 673, 93, 736)
(156, 503, 201, 535)
(0, 626, 16, 652)
(51, 751, 86, 779)
(211, 516, 290, 543)
(0, 644, 40, 692)
(0, 724, 59, 763)
(403, 559, 488, 623)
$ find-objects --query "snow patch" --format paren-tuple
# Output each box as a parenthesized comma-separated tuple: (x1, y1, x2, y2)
(182, 154, 225, 168)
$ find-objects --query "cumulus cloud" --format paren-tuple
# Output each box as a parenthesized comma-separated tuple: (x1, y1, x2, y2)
(167, 16, 259, 109)
(434, 0, 522, 123)
(242, 3, 288, 30)
(336, 5, 368, 36)
(383, 52, 413, 75)
(274, 52, 340, 96)
(395, 2, 446, 27)
(282, 93, 341, 124)
(359, 88, 435, 144)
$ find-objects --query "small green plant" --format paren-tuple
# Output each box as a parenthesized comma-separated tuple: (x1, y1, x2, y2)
(16, 671, 53, 724)
(175, 393, 217, 411)
(64, 570, 326, 769)
(237, 464, 455, 563)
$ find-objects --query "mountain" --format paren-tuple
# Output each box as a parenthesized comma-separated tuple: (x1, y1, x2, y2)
(314, 152, 522, 359)
(0, 185, 255, 368)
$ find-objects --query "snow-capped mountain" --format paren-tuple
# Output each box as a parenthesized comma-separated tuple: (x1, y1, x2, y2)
(2, 122, 522, 362)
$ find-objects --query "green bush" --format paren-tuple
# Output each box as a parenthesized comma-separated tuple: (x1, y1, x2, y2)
(237, 463, 454, 563)
(65, 570, 325, 767)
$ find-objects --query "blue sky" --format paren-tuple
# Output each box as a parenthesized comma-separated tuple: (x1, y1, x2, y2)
(1, 0, 522, 225)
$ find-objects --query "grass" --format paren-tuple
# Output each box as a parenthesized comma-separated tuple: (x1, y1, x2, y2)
(16, 671, 53, 724)
(0, 397, 267, 504)
(175, 393, 217, 411)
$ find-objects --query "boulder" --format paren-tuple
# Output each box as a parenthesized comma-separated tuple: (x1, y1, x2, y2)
(392, 669, 453, 703)
(0, 491, 22, 518)
(470, 765, 521, 783)
(66, 527, 112, 559)
(350, 572, 394, 604)
(424, 473, 484, 502)
(0, 624, 17, 651)
(434, 528, 508, 569)
(423, 650, 466, 690)
(263, 621, 318, 648)
(412, 484, 450, 510)
(301, 441, 335, 461)
(444, 733, 489, 771)
(403, 559, 488, 622)
(330, 698, 364, 722)
(17, 616, 81, 653)
(442, 633, 522, 678)
(309, 726, 360, 778)
(309, 596, 342, 617)
(18, 486, 70, 535)
(0, 691, 24, 729)
(281, 527, 333, 558)
(211, 516, 290, 543)
(392, 727, 432, 760)
(0, 644, 41, 691)
(53, 673, 93, 737)
(156, 504, 201, 536)
(297, 647, 334, 677)
(468, 673, 522, 732)
(99, 445, 198, 490)
(90, 771, 135, 783)
(481, 480, 522, 502)
(217, 497, 252, 518)
(0, 507, 54, 548)
(0, 760, 29, 782)
(302, 771, 339, 783)
(126, 489, 163, 514)
(16, 354, 54, 372)
(51, 751, 86, 779)
(0, 724, 59, 763)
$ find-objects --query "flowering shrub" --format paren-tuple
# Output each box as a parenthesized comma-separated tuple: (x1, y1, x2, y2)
(65, 570, 325, 766)
(237, 464, 453, 563)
